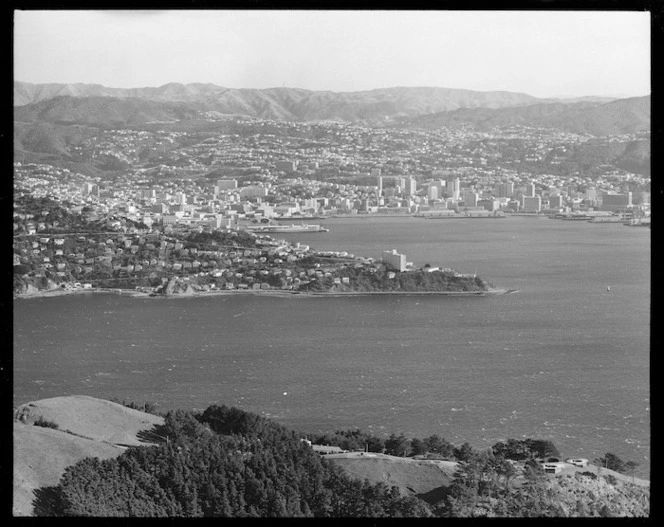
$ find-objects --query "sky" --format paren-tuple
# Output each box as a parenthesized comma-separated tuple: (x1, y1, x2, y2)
(14, 10, 651, 98)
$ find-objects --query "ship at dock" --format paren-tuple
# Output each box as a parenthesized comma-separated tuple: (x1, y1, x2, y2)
(273, 215, 326, 221)
(555, 213, 592, 221)
(244, 223, 329, 233)
(624, 218, 651, 227)
(418, 212, 507, 219)
(587, 216, 626, 223)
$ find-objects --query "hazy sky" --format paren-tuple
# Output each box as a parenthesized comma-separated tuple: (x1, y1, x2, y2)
(14, 10, 651, 98)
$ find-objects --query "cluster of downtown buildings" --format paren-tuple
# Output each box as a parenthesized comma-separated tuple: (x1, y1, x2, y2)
(13, 116, 650, 235)
(13, 116, 650, 292)
(14, 162, 648, 239)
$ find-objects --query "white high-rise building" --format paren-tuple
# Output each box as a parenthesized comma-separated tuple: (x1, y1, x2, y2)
(404, 177, 417, 197)
(382, 249, 407, 272)
(450, 178, 460, 201)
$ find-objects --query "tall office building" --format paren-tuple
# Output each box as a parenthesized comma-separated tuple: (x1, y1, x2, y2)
(478, 198, 499, 212)
(498, 182, 514, 198)
(404, 177, 417, 197)
(549, 194, 564, 209)
(397, 177, 406, 195)
(82, 182, 100, 197)
(523, 195, 542, 213)
(601, 192, 632, 212)
(463, 191, 479, 207)
(377, 176, 383, 198)
(428, 185, 439, 201)
(525, 184, 536, 197)
(450, 178, 460, 200)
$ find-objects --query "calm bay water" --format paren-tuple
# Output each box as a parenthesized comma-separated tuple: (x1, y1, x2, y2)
(14, 217, 650, 476)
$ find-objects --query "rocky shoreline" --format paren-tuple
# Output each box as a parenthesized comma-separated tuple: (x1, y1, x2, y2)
(15, 286, 517, 300)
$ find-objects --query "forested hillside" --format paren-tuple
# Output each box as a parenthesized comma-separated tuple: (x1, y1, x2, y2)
(35, 403, 648, 517)
(44, 405, 430, 517)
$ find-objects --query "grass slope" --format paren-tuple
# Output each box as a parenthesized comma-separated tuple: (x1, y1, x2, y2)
(326, 452, 457, 503)
(13, 395, 165, 516)
(14, 395, 164, 446)
(13, 423, 123, 516)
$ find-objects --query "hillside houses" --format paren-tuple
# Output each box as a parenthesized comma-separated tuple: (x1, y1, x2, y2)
(14, 204, 437, 294)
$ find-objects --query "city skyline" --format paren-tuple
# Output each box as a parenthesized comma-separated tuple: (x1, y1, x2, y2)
(14, 9, 650, 99)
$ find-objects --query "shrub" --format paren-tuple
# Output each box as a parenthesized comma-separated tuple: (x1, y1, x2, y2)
(34, 416, 59, 429)
(604, 474, 618, 486)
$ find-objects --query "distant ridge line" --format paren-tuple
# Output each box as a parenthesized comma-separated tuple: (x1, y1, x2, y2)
(13, 81, 649, 137)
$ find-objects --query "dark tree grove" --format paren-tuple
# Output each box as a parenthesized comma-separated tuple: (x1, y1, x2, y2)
(50, 405, 431, 517)
(44, 404, 647, 518)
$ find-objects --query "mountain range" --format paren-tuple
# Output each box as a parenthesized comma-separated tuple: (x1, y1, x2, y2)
(13, 82, 650, 177)
(399, 96, 650, 136)
(14, 81, 648, 137)
(15, 82, 552, 117)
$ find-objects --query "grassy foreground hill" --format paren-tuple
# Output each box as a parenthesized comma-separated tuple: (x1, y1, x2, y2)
(13, 396, 430, 517)
(13, 395, 164, 516)
(13, 395, 649, 517)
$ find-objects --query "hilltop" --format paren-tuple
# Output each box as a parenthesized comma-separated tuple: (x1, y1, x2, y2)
(15, 95, 201, 128)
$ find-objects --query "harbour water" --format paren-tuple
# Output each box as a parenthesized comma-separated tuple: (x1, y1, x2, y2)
(13, 216, 650, 476)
